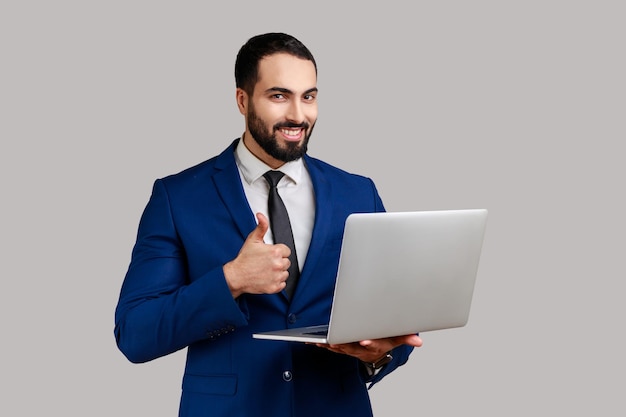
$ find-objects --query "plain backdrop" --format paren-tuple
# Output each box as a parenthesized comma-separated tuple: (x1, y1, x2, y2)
(1, 1, 624, 416)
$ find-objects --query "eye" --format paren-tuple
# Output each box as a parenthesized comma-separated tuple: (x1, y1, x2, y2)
(272, 93, 285, 100)
(303, 94, 316, 102)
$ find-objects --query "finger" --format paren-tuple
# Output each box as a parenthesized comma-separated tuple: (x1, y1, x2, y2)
(359, 340, 373, 348)
(249, 213, 269, 242)
(273, 242, 292, 258)
(275, 279, 287, 292)
(272, 243, 291, 260)
(387, 334, 423, 348)
(406, 334, 423, 347)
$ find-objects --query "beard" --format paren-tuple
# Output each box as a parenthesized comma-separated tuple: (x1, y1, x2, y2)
(247, 103, 315, 163)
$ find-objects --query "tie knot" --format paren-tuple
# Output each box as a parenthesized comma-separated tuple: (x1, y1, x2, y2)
(263, 170, 285, 188)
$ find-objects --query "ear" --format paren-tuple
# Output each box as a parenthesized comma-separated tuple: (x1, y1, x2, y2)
(236, 88, 248, 116)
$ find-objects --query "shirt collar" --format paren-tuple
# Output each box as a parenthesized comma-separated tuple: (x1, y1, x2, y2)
(235, 136, 304, 185)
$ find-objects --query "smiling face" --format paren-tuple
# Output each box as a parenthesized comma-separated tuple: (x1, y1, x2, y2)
(236, 53, 318, 168)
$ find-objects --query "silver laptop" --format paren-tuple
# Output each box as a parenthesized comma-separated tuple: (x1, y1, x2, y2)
(253, 209, 488, 344)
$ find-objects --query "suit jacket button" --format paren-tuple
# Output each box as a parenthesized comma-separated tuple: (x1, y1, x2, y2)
(282, 371, 293, 382)
(288, 313, 297, 324)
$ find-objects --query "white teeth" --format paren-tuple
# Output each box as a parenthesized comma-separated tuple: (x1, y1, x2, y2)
(281, 128, 300, 136)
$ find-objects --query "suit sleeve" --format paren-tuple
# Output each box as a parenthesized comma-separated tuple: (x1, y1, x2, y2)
(114, 179, 248, 363)
(363, 344, 414, 388)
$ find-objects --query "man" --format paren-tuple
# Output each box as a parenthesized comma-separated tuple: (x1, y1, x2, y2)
(115, 32, 422, 417)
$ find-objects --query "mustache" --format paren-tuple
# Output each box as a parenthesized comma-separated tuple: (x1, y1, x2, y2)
(273, 121, 310, 130)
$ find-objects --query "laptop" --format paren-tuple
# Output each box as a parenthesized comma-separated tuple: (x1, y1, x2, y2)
(253, 209, 488, 344)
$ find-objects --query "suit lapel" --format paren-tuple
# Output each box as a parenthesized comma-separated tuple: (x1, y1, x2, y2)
(212, 140, 257, 239)
(291, 156, 333, 302)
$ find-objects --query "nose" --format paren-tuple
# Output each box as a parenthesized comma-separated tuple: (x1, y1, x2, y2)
(285, 100, 304, 124)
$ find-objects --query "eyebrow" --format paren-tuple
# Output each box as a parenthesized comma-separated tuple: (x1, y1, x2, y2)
(265, 87, 319, 95)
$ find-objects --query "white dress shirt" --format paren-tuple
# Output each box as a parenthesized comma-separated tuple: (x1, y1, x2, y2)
(234, 138, 315, 272)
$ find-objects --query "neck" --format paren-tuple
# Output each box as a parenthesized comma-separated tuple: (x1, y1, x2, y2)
(241, 132, 285, 169)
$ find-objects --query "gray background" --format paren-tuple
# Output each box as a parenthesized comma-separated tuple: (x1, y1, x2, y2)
(2, 1, 624, 415)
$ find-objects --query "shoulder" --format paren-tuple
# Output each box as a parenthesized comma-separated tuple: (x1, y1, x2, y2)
(157, 140, 238, 188)
(304, 154, 384, 211)
(304, 154, 376, 186)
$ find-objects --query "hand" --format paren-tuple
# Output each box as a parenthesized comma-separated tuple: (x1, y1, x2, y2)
(314, 334, 423, 363)
(224, 213, 292, 298)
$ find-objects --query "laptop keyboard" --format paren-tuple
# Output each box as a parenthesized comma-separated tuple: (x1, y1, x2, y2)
(304, 330, 328, 336)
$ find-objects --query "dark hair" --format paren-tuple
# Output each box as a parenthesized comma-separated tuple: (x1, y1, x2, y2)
(235, 32, 317, 95)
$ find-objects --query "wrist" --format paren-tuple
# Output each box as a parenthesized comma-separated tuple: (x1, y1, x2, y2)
(223, 262, 243, 298)
(362, 351, 393, 376)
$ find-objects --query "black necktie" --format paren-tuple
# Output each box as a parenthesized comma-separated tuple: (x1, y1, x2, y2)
(263, 170, 300, 299)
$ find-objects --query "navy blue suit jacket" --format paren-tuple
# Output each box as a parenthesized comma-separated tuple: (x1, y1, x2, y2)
(115, 140, 414, 417)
